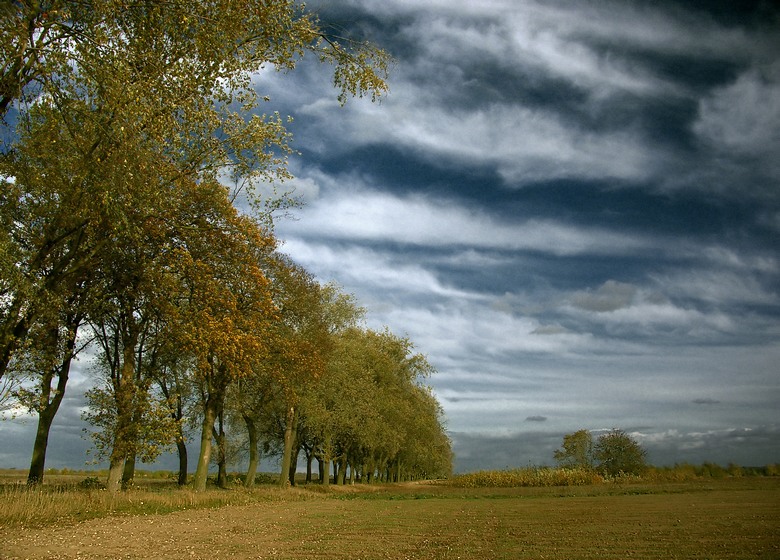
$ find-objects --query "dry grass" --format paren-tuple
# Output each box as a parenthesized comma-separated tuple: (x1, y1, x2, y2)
(0, 469, 311, 529)
(448, 466, 605, 487)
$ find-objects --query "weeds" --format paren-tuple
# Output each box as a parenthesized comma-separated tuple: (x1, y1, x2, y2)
(449, 467, 604, 488)
(0, 478, 314, 529)
(447, 463, 778, 488)
(1, 463, 776, 531)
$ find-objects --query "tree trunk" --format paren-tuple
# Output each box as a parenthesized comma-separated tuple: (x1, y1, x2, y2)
(168, 388, 188, 486)
(27, 408, 55, 485)
(193, 366, 228, 492)
(288, 444, 300, 486)
(26, 369, 67, 485)
(321, 457, 331, 488)
(106, 321, 139, 493)
(176, 437, 188, 486)
(214, 410, 227, 489)
(243, 414, 259, 488)
(306, 452, 314, 483)
(278, 406, 295, 488)
(27, 317, 78, 485)
(317, 457, 324, 483)
(106, 455, 125, 493)
(336, 455, 347, 485)
(193, 394, 219, 491)
(122, 454, 136, 488)
(106, 362, 137, 493)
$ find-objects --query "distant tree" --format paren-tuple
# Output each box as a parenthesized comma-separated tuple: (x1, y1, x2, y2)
(553, 429, 594, 469)
(593, 429, 647, 476)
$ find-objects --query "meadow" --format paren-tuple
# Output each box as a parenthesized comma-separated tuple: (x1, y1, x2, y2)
(1, 468, 778, 559)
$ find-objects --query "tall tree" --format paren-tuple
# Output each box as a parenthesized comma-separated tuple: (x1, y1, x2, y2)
(18, 291, 88, 485)
(0, 0, 390, 388)
(168, 184, 278, 492)
(149, 350, 195, 487)
(1, 2, 388, 490)
(554, 429, 594, 469)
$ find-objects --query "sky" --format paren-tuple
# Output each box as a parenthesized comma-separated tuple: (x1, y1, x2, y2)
(2, 0, 779, 473)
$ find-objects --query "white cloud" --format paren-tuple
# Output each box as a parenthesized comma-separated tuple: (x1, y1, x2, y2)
(694, 63, 780, 158)
(568, 280, 638, 312)
(562, 285, 737, 338)
(651, 268, 779, 308)
(279, 238, 480, 301)
(281, 187, 650, 255)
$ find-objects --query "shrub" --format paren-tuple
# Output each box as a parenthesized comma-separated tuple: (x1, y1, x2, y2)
(79, 477, 104, 490)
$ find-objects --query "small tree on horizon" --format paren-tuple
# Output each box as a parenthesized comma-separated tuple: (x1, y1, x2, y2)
(554, 429, 594, 469)
(593, 429, 647, 476)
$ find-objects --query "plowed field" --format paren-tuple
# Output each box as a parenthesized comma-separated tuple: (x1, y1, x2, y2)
(2, 480, 778, 559)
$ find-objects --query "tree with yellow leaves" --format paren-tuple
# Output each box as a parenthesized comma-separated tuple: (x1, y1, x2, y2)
(2, 0, 388, 491)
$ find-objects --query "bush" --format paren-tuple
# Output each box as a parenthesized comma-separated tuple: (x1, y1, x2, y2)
(79, 477, 104, 490)
(254, 473, 276, 485)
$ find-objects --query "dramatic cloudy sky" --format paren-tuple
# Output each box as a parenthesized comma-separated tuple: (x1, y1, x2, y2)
(267, 0, 780, 471)
(3, 0, 779, 473)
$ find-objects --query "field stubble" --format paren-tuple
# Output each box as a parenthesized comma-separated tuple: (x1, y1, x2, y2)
(0, 477, 778, 560)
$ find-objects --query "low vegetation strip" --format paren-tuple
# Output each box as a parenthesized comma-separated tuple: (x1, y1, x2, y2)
(2, 478, 778, 560)
(449, 467, 605, 487)
(448, 463, 779, 488)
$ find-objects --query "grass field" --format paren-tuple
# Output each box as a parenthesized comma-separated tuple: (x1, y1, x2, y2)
(1, 472, 778, 559)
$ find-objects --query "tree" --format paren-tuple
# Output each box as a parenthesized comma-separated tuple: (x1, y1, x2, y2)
(593, 429, 647, 476)
(267, 277, 362, 487)
(553, 429, 594, 469)
(17, 289, 89, 485)
(2, 1, 389, 491)
(298, 325, 451, 485)
(151, 355, 195, 487)
(394, 385, 453, 481)
(0, 0, 390, 388)
(169, 185, 277, 493)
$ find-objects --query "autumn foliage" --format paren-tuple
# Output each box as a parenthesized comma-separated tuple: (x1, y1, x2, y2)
(1, 0, 450, 491)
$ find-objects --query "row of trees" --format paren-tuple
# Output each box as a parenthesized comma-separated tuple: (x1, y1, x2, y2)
(554, 429, 648, 476)
(1, 1, 451, 490)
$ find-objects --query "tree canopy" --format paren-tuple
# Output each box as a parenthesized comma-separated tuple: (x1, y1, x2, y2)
(1, 1, 455, 491)
(593, 429, 648, 476)
(555, 429, 647, 477)
(553, 429, 593, 469)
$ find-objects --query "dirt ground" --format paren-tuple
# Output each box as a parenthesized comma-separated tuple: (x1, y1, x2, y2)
(1, 500, 328, 560)
(3, 481, 779, 560)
